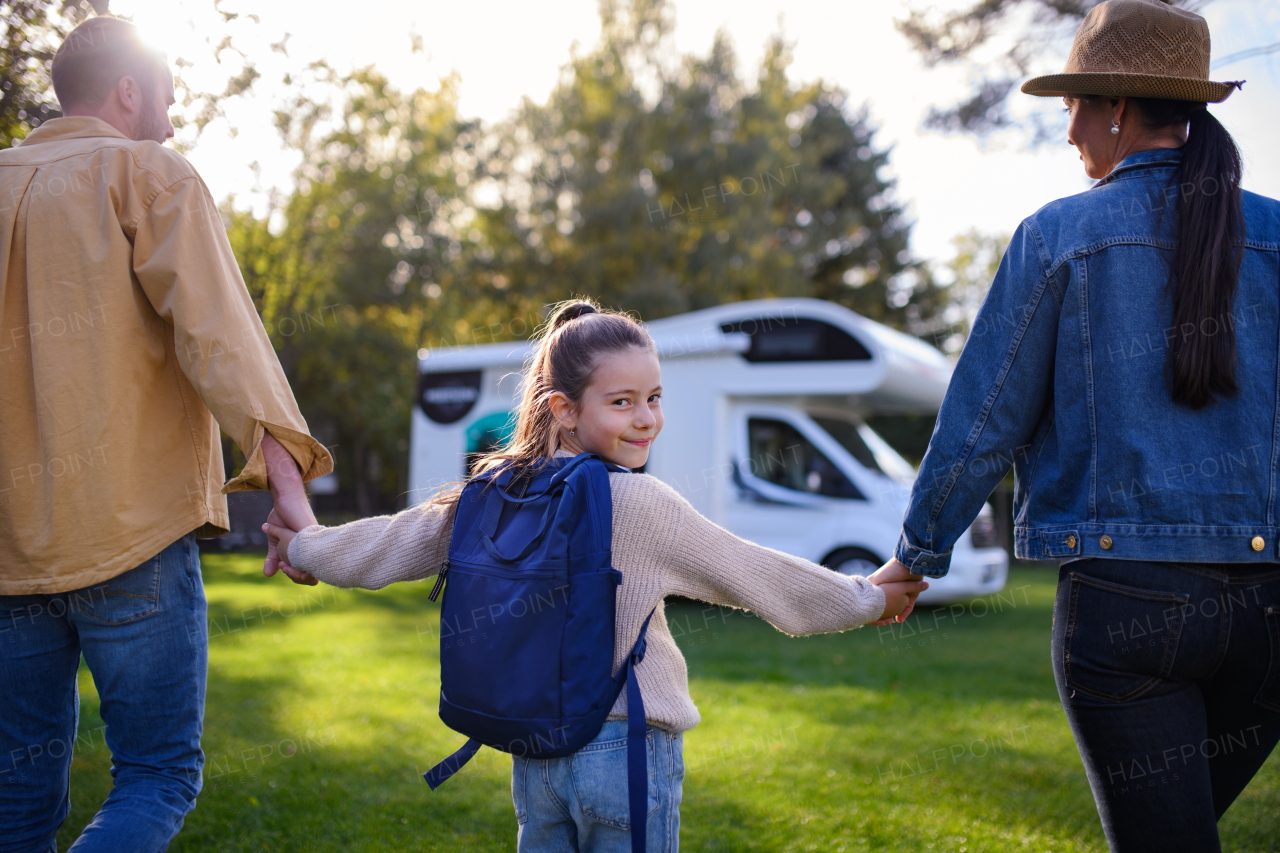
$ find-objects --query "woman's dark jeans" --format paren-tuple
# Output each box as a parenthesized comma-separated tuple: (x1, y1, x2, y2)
(1052, 559, 1280, 852)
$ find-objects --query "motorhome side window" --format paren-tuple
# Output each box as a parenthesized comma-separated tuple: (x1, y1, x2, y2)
(746, 419, 864, 499)
(719, 318, 872, 362)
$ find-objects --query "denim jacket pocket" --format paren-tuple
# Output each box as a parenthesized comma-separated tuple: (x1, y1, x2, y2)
(1256, 606, 1280, 713)
(71, 555, 162, 626)
(1064, 573, 1189, 703)
(568, 731, 660, 829)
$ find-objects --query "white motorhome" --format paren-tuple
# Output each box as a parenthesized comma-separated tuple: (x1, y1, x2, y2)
(410, 298, 1007, 604)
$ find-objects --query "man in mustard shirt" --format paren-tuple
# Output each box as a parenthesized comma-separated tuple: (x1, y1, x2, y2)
(0, 16, 332, 851)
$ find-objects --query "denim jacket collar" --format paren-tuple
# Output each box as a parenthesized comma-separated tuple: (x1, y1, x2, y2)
(1096, 147, 1182, 187)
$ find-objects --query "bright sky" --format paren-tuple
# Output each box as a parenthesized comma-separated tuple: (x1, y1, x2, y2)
(114, 0, 1280, 266)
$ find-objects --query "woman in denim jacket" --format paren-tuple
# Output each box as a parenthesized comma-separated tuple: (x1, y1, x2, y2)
(878, 1, 1279, 850)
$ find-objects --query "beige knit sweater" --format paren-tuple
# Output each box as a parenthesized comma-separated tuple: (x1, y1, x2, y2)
(288, 466, 886, 734)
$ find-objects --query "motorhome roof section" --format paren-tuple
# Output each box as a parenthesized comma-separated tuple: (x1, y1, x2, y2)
(418, 299, 953, 414)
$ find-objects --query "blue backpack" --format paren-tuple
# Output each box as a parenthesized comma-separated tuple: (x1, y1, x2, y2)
(423, 453, 655, 853)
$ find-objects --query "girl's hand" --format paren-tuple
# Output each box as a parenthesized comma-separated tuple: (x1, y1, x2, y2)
(262, 508, 289, 578)
(262, 513, 318, 586)
(867, 558, 928, 625)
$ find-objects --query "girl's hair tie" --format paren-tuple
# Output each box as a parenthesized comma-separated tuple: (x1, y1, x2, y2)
(551, 302, 599, 329)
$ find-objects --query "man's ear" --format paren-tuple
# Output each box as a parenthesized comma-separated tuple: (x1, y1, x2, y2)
(114, 75, 142, 115)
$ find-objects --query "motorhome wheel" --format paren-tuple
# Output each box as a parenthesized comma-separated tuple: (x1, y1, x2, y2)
(823, 547, 881, 577)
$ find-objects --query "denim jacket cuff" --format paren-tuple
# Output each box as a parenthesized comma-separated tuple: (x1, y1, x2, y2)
(894, 532, 951, 578)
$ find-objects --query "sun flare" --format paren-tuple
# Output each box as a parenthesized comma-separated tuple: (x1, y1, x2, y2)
(108, 0, 204, 63)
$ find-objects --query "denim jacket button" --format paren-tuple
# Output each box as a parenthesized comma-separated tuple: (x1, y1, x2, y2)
(1251, 536, 1265, 552)
(1099, 535, 1113, 550)
(1066, 535, 1077, 549)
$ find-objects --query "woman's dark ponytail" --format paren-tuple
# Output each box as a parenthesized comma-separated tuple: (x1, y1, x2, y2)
(1141, 99, 1245, 409)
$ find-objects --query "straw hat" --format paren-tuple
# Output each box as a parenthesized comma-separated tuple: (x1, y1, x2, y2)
(1021, 0, 1244, 103)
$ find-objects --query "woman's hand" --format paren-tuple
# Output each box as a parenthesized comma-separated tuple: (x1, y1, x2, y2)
(867, 558, 928, 625)
(262, 509, 317, 586)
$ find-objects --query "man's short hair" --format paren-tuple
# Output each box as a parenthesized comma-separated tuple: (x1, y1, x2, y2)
(51, 16, 169, 110)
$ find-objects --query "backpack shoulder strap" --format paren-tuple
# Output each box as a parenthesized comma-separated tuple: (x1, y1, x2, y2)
(626, 608, 656, 853)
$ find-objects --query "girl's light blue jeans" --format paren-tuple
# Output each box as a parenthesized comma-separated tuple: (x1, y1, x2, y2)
(512, 720, 684, 853)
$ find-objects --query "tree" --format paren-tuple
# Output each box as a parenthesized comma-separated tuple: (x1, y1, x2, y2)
(0, 0, 271, 150)
(227, 65, 500, 515)
(897, 0, 1273, 140)
(919, 230, 1010, 355)
(0, 0, 105, 146)
(865, 231, 1008, 465)
(228, 0, 951, 515)
(478, 0, 938, 327)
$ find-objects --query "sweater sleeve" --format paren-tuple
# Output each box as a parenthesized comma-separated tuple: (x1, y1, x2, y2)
(646, 479, 886, 634)
(286, 503, 454, 590)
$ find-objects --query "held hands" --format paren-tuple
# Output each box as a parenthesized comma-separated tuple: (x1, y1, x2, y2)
(262, 509, 317, 586)
(261, 432, 318, 586)
(867, 558, 928, 625)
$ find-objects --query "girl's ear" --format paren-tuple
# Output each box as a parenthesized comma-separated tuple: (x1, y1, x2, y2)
(548, 391, 575, 430)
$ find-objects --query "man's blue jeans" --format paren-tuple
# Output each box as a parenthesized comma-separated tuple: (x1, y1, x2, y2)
(1052, 558, 1280, 852)
(0, 534, 207, 853)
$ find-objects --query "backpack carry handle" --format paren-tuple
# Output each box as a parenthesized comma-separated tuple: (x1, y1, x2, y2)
(480, 495, 559, 562)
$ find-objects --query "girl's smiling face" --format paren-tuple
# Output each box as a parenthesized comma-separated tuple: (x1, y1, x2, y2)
(549, 346, 663, 469)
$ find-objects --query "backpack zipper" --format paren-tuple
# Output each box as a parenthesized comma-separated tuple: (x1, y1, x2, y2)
(443, 559, 563, 582)
(429, 560, 450, 602)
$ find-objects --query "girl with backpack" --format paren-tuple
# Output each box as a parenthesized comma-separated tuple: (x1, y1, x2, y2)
(263, 300, 926, 852)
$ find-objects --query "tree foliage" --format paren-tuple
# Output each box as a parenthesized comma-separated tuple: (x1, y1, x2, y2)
(0, 0, 269, 150)
(0, 0, 949, 513)
(0, 0, 105, 147)
(477, 0, 932, 326)
(222, 0, 950, 512)
(223, 0, 949, 512)
(922, 230, 1010, 354)
(897, 0, 1222, 140)
(227, 65, 487, 515)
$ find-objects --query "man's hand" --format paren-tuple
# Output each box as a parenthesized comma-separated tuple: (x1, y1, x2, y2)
(262, 508, 317, 586)
(261, 432, 318, 583)
(867, 558, 927, 625)
(262, 432, 318, 531)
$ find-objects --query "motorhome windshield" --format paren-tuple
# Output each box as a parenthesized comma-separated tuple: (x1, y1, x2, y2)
(811, 415, 917, 484)
(747, 418, 864, 499)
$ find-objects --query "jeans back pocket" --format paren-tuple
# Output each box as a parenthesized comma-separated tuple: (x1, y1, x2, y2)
(1064, 572, 1189, 703)
(1256, 606, 1280, 713)
(568, 732, 660, 829)
(71, 555, 162, 626)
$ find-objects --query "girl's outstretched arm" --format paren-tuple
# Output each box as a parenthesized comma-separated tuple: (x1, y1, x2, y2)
(641, 478, 888, 634)
(280, 503, 455, 591)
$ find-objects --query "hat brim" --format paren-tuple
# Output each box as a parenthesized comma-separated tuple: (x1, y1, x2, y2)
(1021, 71, 1240, 103)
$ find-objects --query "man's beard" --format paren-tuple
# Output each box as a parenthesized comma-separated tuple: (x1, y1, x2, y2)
(137, 91, 168, 144)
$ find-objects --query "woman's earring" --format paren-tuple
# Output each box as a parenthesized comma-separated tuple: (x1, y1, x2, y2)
(569, 428, 575, 436)
(1111, 120, 1120, 135)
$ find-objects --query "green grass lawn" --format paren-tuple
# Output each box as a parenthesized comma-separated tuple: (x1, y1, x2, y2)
(59, 557, 1279, 852)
